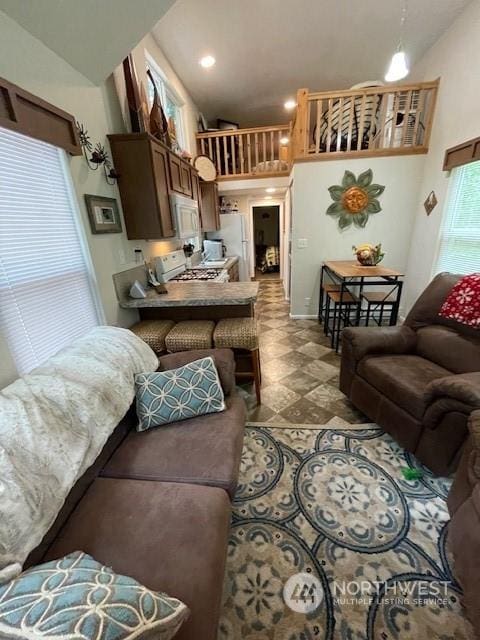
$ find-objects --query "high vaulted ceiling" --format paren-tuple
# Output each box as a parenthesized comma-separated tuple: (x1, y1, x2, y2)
(153, 0, 470, 127)
(0, 0, 176, 84)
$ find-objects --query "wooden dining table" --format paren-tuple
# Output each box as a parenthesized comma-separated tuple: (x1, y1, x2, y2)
(320, 260, 405, 350)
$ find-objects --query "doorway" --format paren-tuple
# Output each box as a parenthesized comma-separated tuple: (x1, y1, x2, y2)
(252, 205, 281, 280)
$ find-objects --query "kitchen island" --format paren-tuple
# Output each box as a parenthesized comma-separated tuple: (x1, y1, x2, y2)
(113, 266, 259, 320)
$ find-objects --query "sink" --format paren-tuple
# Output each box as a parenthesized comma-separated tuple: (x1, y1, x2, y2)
(196, 259, 228, 268)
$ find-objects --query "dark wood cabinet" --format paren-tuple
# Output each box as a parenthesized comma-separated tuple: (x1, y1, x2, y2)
(108, 133, 199, 240)
(200, 181, 221, 231)
(108, 132, 175, 240)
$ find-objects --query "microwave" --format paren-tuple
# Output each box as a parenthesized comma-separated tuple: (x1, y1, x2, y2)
(170, 194, 200, 239)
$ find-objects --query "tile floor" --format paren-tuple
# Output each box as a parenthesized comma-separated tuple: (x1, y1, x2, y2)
(239, 279, 367, 425)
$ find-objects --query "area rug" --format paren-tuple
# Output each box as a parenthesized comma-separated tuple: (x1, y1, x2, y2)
(219, 424, 474, 639)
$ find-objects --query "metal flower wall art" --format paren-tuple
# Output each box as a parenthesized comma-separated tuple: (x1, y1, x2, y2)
(326, 169, 385, 230)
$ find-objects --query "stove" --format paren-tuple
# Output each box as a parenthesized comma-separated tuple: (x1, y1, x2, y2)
(154, 250, 229, 283)
(170, 268, 225, 282)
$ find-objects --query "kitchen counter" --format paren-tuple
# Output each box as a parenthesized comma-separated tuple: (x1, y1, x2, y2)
(119, 280, 259, 309)
(191, 256, 238, 270)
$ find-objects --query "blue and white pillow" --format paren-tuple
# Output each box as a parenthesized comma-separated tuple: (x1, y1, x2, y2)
(135, 356, 226, 431)
(0, 551, 189, 640)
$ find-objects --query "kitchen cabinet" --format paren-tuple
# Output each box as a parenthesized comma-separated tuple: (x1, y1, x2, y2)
(168, 153, 193, 197)
(200, 181, 221, 231)
(108, 132, 175, 240)
(228, 261, 240, 282)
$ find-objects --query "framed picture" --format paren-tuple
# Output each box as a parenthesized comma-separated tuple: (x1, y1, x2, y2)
(217, 118, 239, 131)
(84, 194, 122, 234)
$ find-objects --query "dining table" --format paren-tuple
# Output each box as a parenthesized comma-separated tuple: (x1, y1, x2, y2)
(319, 260, 405, 350)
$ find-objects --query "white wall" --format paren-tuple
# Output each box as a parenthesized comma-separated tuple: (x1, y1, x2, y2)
(0, 11, 199, 388)
(290, 155, 425, 317)
(403, 0, 480, 310)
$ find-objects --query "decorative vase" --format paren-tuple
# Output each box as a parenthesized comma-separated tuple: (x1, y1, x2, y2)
(352, 243, 385, 266)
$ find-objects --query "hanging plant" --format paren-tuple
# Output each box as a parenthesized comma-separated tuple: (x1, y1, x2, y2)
(326, 169, 385, 230)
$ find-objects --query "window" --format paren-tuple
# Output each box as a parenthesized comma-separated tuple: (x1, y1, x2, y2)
(146, 56, 186, 151)
(435, 160, 480, 275)
(0, 127, 102, 375)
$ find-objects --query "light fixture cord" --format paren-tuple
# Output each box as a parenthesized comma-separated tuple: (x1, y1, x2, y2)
(398, 0, 408, 51)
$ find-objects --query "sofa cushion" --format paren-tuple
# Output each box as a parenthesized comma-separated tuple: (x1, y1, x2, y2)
(0, 551, 188, 640)
(43, 478, 231, 640)
(416, 324, 480, 374)
(357, 354, 450, 419)
(439, 273, 480, 329)
(135, 357, 225, 431)
(103, 393, 246, 499)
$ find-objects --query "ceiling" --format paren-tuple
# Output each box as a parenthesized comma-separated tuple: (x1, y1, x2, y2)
(0, 0, 176, 84)
(153, 0, 470, 127)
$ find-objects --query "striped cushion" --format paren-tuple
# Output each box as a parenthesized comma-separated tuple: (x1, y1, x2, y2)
(165, 321, 215, 352)
(214, 318, 259, 351)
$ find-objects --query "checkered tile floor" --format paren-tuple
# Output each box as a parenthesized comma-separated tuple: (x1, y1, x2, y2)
(239, 280, 367, 425)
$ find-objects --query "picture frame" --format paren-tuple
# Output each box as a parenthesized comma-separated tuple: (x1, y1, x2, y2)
(84, 194, 122, 234)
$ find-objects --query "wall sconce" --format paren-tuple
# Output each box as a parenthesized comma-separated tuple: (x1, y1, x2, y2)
(76, 121, 119, 185)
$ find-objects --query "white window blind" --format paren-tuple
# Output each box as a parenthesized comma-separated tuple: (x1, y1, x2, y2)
(435, 160, 480, 275)
(0, 126, 101, 375)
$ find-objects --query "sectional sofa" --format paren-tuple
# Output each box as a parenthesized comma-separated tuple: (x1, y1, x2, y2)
(2, 335, 245, 640)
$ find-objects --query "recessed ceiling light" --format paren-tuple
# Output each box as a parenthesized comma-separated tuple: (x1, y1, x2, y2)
(199, 55, 216, 68)
(266, 188, 276, 193)
(284, 99, 296, 111)
(280, 137, 289, 145)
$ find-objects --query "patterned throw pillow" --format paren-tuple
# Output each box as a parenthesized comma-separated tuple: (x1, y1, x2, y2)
(439, 273, 480, 328)
(0, 551, 189, 640)
(135, 356, 226, 431)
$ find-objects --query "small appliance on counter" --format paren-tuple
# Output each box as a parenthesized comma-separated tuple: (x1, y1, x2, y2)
(155, 250, 229, 283)
(203, 239, 225, 261)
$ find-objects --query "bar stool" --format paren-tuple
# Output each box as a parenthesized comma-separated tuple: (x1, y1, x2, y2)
(213, 317, 261, 405)
(165, 320, 215, 353)
(129, 319, 175, 355)
(321, 284, 341, 333)
(325, 289, 359, 351)
(362, 291, 397, 326)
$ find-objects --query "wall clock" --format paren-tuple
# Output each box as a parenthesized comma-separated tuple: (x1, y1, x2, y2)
(193, 155, 217, 182)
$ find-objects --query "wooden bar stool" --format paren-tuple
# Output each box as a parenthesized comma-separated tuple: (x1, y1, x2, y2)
(325, 289, 359, 351)
(362, 291, 397, 326)
(165, 320, 215, 353)
(213, 317, 261, 405)
(321, 283, 341, 334)
(129, 319, 175, 355)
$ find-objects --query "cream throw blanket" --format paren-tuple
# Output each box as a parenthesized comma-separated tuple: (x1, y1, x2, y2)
(0, 326, 158, 583)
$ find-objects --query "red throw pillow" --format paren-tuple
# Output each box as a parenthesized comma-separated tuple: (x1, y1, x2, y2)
(439, 273, 480, 328)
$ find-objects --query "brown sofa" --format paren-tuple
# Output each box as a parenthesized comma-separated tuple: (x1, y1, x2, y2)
(26, 348, 246, 640)
(340, 273, 480, 475)
(447, 410, 480, 637)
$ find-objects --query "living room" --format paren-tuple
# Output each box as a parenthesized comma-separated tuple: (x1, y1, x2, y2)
(0, 1, 479, 639)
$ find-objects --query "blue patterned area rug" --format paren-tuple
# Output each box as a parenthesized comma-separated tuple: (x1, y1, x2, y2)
(219, 424, 474, 639)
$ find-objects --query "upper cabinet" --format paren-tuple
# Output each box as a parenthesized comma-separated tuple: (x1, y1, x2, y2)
(108, 132, 199, 240)
(200, 181, 220, 231)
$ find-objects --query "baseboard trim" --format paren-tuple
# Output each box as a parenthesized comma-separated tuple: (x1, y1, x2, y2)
(289, 314, 318, 320)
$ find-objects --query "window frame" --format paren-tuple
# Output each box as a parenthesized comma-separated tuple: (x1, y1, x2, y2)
(433, 160, 480, 276)
(145, 52, 187, 151)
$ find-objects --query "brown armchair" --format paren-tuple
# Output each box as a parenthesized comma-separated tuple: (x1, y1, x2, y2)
(448, 410, 480, 636)
(340, 273, 480, 475)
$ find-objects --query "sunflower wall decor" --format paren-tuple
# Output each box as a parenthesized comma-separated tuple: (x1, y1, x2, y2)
(326, 169, 385, 230)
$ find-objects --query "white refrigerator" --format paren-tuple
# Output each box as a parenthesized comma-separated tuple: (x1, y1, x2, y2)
(207, 213, 250, 281)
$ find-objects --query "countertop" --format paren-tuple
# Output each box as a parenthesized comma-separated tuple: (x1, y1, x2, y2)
(119, 280, 259, 308)
(191, 256, 238, 270)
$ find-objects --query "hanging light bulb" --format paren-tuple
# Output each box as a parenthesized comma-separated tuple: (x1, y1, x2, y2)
(385, 0, 409, 82)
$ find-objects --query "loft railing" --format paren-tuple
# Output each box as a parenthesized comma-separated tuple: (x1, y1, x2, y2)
(291, 80, 439, 161)
(196, 124, 290, 180)
(195, 79, 439, 179)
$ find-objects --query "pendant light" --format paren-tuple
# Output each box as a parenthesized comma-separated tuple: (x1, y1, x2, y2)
(385, 0, 409, 82)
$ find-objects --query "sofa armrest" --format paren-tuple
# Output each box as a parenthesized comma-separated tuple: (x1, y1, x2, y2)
(158, 348, 236, 396)
(342, 326, 417, 362)
(425, 372, 480, 408)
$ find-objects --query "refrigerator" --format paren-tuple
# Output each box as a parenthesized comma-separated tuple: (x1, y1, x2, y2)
(206, 213, 250, 281)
